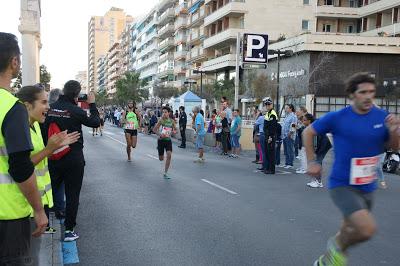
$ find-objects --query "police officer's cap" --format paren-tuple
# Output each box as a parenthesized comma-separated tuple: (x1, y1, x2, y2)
(263, 97, 273, 105)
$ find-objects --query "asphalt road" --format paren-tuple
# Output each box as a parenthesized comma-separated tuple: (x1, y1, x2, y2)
(74, 124, 400, 266)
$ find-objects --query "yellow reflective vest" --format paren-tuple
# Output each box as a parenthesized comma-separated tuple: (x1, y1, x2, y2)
(0, 88, 32, 220)
(264, 109, 278, 121)
(30, 121, 53, 208)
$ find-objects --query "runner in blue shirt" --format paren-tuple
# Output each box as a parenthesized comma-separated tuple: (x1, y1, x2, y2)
(303, 73, 400, 266)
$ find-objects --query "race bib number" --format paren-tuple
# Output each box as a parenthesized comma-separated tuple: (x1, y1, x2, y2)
(350, 156, 379, 185)
(161, 126, 172, 137)
(125, 122, 135, 130)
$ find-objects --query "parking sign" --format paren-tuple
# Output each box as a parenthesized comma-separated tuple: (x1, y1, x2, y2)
(242, 33, 269, 64)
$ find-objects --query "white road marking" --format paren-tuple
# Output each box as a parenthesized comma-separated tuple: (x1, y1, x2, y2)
(103, 131, 116, 136)
(146, 154, 159, 160)
(201, 179, 238, 195)
(276, 170, 291, 175)
(104, 135, 126, 146)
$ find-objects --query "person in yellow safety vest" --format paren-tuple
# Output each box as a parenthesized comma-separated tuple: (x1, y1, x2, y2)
(0, 32, 46, 266)
(16, 85, 80, 234)
(263, 98, 279, 174)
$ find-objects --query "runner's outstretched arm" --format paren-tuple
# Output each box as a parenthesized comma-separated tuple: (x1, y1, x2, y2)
(385, 114, 400, 150)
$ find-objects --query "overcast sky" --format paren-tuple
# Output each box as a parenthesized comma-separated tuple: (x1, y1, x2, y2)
(1, 0, 158, 88)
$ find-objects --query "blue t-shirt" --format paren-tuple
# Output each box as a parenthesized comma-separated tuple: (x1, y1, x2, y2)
(230, 116, 242, 136)
(312, 106, 389, 192)
(195, 113, 206, 136)
(255, 115, 264, 134)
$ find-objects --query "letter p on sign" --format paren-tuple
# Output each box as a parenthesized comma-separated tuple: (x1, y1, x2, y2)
(243, 33, 269, 64)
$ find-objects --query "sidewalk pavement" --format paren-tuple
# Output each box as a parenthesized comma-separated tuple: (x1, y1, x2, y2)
(39, 212, 62, 265)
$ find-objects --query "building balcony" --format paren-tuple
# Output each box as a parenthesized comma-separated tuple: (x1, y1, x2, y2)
(158, 37, 175, 51)
(139, 66, 158, 80)
(157, 68, 174, 78)
(159, 52, 174, 63)
(158, 23, 174, 38)
(175, 34, 188, 45)
(315, 5, 360, 18)
(136, 42, 158, 59)
(175, 2, 188, 16)
(174, 64, 187, 74)
(360, 22, 400, 37)
(190, 7, 206, 27)
(203, 28, 242, 49)
(359, 0, 400, 17)
(136, 55, 158, 70)
(174, 50, 188, 60)
(175, 17, 188, 30)
(158, 8, 175, 26)
(204, 1, 247, 26)
(158, 0, 175, 13)
(160, 81, 176, 88)
(189, 27, 205, 45)
(202, 53, 236, 72)
(188, 47, 206, 62)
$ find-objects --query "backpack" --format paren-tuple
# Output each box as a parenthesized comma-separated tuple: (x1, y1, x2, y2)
(48, 122, 71, 160)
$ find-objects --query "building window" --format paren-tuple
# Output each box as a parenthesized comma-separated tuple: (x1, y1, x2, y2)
(302, 20, 309, 30)
(324, 0, 333, 5)
(239, 17, 245, 29)
(349, 0, 357, 7)
(303, 0, 309, 4)
(346, 25, 354, 33)
(323, 24, 332, 32)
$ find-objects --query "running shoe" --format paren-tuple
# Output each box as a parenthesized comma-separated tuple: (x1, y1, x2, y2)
(296, 169, 307, 174)
(306, 179, 316, 186)
(314, 238, 347, 266)
(163, 173, 171, 179)
(284, 165, 293, 169)
(379, 181, 388, 189)
(308, 180, 324, 188)
(45, 227, 56, 234)
(193, 158, 205, 163)
(64, 231, 79, 242)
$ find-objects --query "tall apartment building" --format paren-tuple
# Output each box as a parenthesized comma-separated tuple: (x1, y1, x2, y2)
(106, 42, 122, 96)
(135, 8, 159, 91)
(88, 7, 132, 92)
(174, 0, 189, 88)
(120, 21, 134, 75)
(129, 23, 139, 72)
(97, 56, 108, 92)
(75, 71, 88, 93)
(157, 0, 176, 87)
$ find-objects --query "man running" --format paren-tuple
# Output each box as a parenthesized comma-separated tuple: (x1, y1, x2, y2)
(122, 101, 141, 162)
(154, 106, 176, 179)
(303, 73, 400, 266)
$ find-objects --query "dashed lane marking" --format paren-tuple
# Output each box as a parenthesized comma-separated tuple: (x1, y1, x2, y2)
(146, 154, 159, 160)
(201, 179, 238, 195)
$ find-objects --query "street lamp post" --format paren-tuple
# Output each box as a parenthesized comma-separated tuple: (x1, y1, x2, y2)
(268, 49, 294, 114)
(193, 69, 207, 98)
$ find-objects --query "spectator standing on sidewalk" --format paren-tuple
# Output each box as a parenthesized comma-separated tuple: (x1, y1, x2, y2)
(229, 109, 242, 158)
(282, 104, 297, 169)
(0, 32, 48, 266)
(215, 109, 223, 152)
(47, 88, 66, 219)
(193, 106, 206, 163)
(254, 110, 264, 165)
(178, 106, 187, 148)
(220, 111, 229, 156)
(45, 81, 100, 242)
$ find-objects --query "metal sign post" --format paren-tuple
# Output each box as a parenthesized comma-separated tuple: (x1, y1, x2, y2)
(234, 32, 241, 109)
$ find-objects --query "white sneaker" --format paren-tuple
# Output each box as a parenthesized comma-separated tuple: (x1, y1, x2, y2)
(306, 179, 315, 186)
(308, 180, 323, 188)
(276, 164, 283, 168)
(296, 169, 307, 174)
(284, 165, 293, 169)
(296, 156, 300, 159)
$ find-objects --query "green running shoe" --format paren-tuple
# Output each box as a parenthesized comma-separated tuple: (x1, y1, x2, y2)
(163, 173, 171, 179)
(314, 238, 347, 266)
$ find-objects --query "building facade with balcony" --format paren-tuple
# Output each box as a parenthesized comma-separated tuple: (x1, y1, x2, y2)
(106, 42, 122, 96)
(96, 56, 108, 93)
(174, 0, 190, 88)
(88, 8, 133, 92)
(315, 0, 399, 36)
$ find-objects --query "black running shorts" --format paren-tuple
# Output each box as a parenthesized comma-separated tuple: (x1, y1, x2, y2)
(329, 186, 374, 218)
(124, 129, 138, 136)
(157, 139, 172, 156)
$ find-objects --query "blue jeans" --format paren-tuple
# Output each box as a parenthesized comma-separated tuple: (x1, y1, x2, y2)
(276, 140, 282, 165)
(283, 137, 295, 166)
(259, 134, 267, 170)
(52, 182, 65, 212)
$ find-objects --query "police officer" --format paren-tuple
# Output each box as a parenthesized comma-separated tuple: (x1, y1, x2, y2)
(263, 98, 278, 174)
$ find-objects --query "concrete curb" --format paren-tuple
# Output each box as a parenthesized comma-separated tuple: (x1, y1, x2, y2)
(38, 212, 62, 266)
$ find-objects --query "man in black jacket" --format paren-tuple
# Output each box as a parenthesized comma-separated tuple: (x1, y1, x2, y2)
(178, 106, 187, 148)
(45, 80, 100, 242)
(263, 98, 278, 174)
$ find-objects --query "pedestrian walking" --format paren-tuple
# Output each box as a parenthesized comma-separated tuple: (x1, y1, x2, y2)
(282, 104, 297, 169)
(303, 72, 400, 265)
(45, 80, 100, 242)
(178, 106, 187, 148)
(0, 32, 48, 265)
